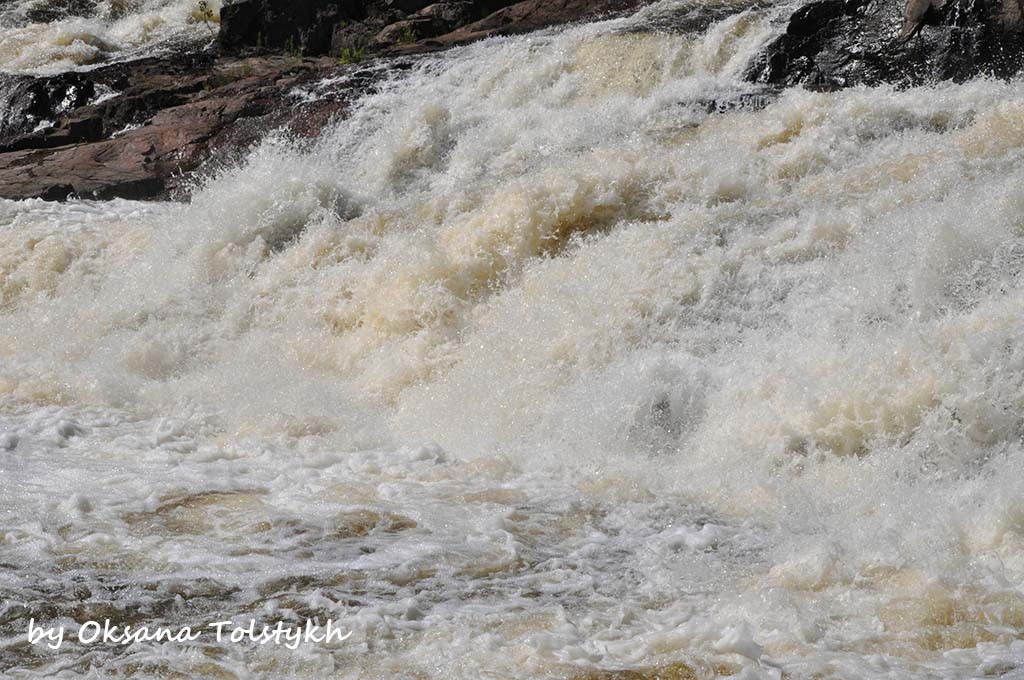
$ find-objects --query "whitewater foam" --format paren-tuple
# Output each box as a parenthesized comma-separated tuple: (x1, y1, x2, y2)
(0, 0, 220, 74)
(4, 1, 1024, 677)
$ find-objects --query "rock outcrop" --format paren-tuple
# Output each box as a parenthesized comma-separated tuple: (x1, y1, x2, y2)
(218, 0, 648, 57)
(0, 72, 96, 140)
(0, 54, 366, 200)
(377, 0, 655, 53)
(745, 0, 1024, 88)
(219, 0, 366, 55)
(332, 1, 523, 54)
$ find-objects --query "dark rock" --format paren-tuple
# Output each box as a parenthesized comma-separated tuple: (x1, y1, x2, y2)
(385, 0, 433, 12)
(443, 0, 647, 36)
(0, 73, 96, 139)
(375, 18, 433, 44)
(325, 0, 539, 55)
(330, 10, 403, 54)
(219, 0, 366, 55)
(379, 0, 650, 54)
(329, 0, 515, 54)
(745, 0, 1024, 89)
(419, 1, 477, 25)
(38, 184, 77, 201)
(23, 0, 98, 23)
(373, 2, 481, 43)
(694, 89, 780, 114)
(226, 0, 626, 56)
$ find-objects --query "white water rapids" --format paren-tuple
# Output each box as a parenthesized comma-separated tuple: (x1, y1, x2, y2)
(5, 0, 1024, 677)
(0, 0, 220, 74)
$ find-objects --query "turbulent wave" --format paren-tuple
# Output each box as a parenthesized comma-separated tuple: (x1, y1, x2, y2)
(4, 0, 1024, 677)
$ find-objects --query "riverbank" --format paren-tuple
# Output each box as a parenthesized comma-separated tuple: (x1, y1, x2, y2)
(1, 0, 1021, 201)
(0, 0, 656, 200)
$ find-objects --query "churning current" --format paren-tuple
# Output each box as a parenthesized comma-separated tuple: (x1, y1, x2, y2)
(4, 0, 1024, 677)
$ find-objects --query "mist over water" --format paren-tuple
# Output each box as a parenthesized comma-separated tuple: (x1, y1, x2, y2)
(5, 0, 1024, 677)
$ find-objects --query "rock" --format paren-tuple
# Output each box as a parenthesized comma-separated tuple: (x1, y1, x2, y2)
(0, 432, 19, 452)
(226, 0, 630, 56)
(0, 72, 96, 139)
(386, 0, 434, 12)
(414, 2, 485, 33)
(0, 53, 219, 154)
(0, 54, 359, 201)
(745, 0, 1024, 89)
(219, 0, 365, 55)
(381, 0, 649, 53)
(694, 89, 780, 114)
(375, 18, 434, 44)
(999, 0, 1024, 32)
(899, 0, 945, 42)
(327, 0, 492, 54)
(23, 0, 98, 23)
(373, 2, 482, 43)
(331, 14, 398, 54)
(419, 2, 476, 24)
(443, 0, 647, 37)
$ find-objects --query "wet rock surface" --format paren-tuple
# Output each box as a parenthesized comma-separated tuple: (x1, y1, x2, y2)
(0, 73, 97, 139)
(0, 54, 363, 201)
(745, 0, 1024, 89)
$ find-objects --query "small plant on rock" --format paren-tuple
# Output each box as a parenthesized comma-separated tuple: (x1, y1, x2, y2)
(396, 26, 417, 45)
(196, 0, 216, 36)
(337, 47, 366, 65)
(285, 34, 303, 63)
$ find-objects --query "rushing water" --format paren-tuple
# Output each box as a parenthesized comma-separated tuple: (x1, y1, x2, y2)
(0, 0, 220, 74)
(4, 0, 1024, 677)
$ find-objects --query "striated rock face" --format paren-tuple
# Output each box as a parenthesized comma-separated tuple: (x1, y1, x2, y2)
(745, 0, 1024, 88)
